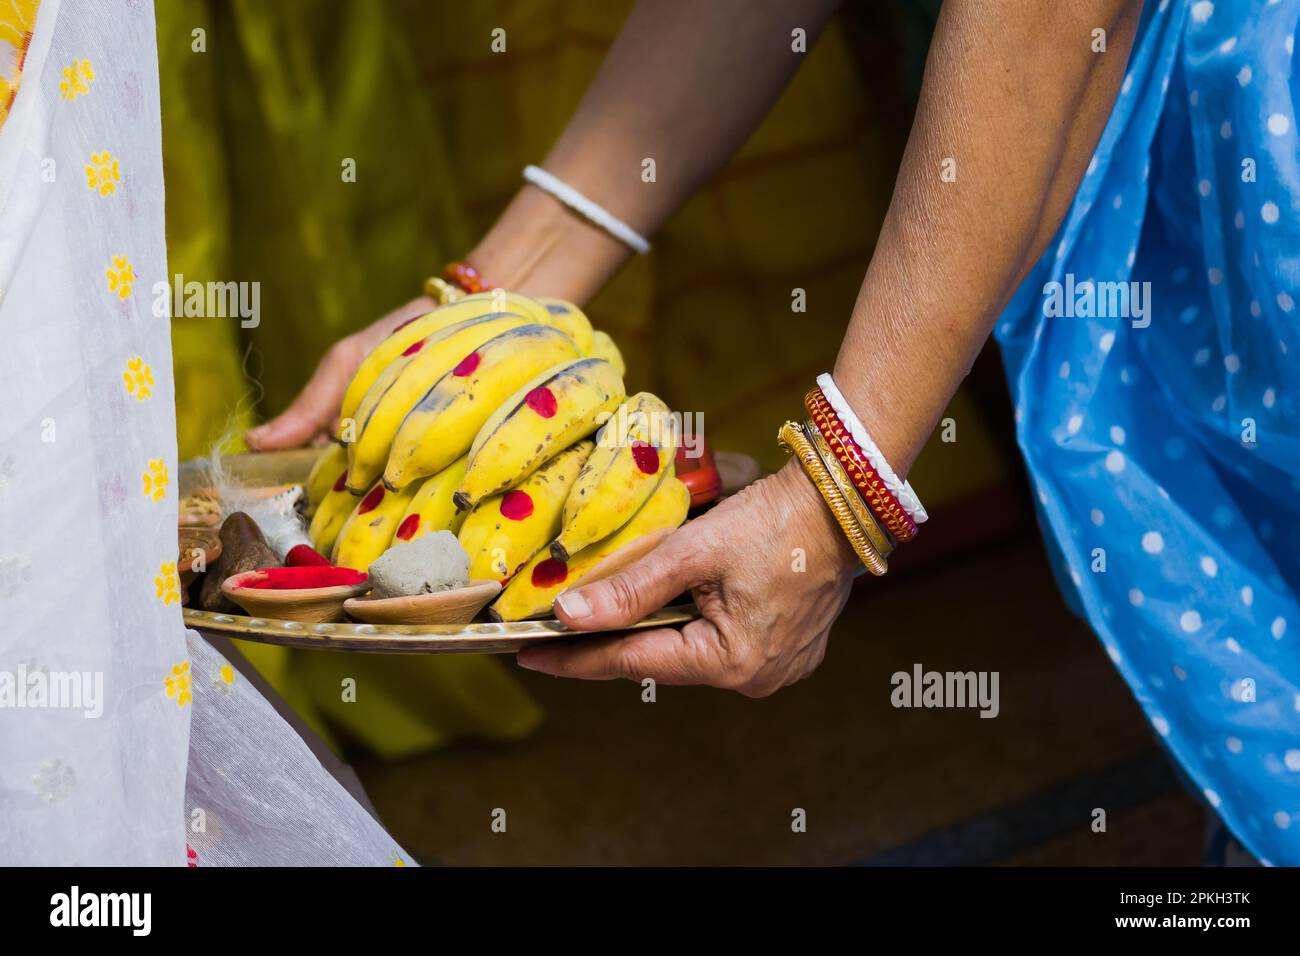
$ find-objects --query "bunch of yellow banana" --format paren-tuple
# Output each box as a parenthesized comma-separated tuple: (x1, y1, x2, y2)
(457, 439, 593, 582)
(303, 443, 348, 519)
(533, 298, 595, 353)
(297, 291, 690, 619)
(550, 392, 677, 561)
(393, 456, 469, 544)
(335, 291, 553, 441)
(454, 357, 626, 511)
(331, 479, 423, 571)
(307, 460, 356, 556)
(345, 312, 532, 493)
(588, 330, 626, 376)
(383, 323, 581, 491)
(491, 476, 691, 621)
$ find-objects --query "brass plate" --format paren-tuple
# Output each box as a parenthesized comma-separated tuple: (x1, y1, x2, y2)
(184, 603, 699, 654)
(180, 449, 700, 652)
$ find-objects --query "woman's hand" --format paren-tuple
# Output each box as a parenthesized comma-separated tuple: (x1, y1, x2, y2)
(516, 460, 858, 697)
(245, 295, 437, 450)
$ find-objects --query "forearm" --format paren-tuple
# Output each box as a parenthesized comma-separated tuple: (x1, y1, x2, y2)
(834, 0, 1142, 476)
(469, 0, 841, 302)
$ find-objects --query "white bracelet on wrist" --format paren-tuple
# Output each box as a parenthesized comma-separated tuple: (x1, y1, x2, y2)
(816, 373, 929, 523)
(523, 165, 651, 256)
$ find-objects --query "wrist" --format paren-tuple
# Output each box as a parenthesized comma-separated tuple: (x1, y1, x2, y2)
(467, 184, 631, 304)
(770, 459, 859, 574)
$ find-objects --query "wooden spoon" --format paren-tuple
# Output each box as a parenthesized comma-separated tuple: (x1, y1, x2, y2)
(221, 569, 370, 624)
(344, 579, 502, 627)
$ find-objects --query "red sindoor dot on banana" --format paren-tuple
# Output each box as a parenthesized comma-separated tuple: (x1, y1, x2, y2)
(395, 513, 420, 540)
(357, 486, 385, 514)
(525, 386, 558, 418)
(500, 490, 534, 520)
(531, 557, 568, 588)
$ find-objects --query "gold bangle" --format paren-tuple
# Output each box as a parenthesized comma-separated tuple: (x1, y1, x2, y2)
(778, 421, 888, 576)
(803, 420, 896, 560)
(423, 276, 462, 305)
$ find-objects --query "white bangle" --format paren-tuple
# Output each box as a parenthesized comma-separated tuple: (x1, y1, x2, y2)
(816, 373, 928, 523)
(523, 165, 651, 255)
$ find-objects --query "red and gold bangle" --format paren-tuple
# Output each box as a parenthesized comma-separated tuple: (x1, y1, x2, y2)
(778, 422, 888, 576)
(804, 388, 919, 542)
(441, 261, 491, 295)
(801, 421, 895, 560)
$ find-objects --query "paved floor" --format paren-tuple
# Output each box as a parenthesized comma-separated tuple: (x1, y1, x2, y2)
(357, 533, 1205, 865)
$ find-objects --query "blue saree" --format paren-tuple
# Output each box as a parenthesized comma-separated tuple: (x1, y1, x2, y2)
(997, 0, 1300, 864)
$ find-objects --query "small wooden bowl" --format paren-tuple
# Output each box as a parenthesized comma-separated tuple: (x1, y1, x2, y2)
(221, 569, 371, 624)
(344, 580, 502, 627)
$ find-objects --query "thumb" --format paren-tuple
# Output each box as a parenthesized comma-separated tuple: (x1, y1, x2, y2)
(554, 530, 707, 631)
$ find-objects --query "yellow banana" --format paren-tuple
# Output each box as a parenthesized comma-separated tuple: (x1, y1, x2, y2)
(588, 330, 626, 377)
(491, 476, 690, 621)
(455, 357, 626, 511)
(307, 465, 357, 557)
(304, 443, 349, 517)
(331, 479, 423, 571)
(551, 392, 677, 561)
(336, 292, 551, 437)
(535, 298, 594, 353)
(346, 313, 532, 493)
(392, 456, 469, 544)
(457, 440, 593, 583)
(348, 311, 528, 449)
(383, 323, 582, 491)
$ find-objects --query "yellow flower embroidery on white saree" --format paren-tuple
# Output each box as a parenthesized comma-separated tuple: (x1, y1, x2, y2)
(210, 661, 236, 696)
(164, 661, 191, 706)
(58, 58, 94, 100)
(123, 356, 153, 399)
(106, 255, 136, 298)
(154, 561, 180, 606)
(142, 458, 168, 501)
(85, 149, 120, 195)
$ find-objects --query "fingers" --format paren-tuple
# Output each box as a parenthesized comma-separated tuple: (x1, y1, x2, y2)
(246, 343, 354, 450)
(517, 619, 729, 686)
(552, 529, 705, 632)
(517, 619, 826, 697)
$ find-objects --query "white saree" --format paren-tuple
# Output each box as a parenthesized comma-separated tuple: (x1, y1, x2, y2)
(0, 0, 412, 866)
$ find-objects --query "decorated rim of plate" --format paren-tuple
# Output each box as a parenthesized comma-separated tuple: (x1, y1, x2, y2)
(182, 603, 699, 649)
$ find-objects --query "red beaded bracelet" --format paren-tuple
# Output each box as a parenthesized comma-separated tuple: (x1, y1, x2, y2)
(804, 388, 919, 542)
(441, 261, 491, 295)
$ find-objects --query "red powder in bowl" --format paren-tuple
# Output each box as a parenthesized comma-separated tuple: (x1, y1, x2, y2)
(237, 567, 368, 590)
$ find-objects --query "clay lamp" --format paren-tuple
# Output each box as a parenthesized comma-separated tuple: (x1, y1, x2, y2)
(221, 566, 371, 624)
(343, 580, 502, 627)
